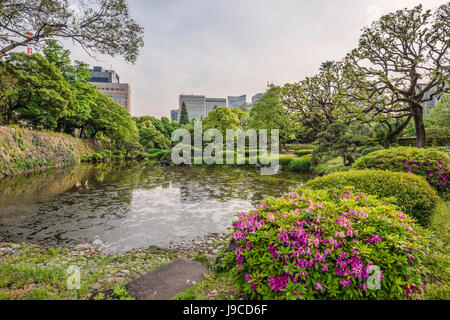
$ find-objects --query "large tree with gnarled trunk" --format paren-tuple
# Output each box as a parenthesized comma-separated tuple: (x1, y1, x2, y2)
(347, 3, 449, 148)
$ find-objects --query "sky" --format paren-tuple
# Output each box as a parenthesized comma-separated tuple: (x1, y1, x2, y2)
(61, 0, 444, 118)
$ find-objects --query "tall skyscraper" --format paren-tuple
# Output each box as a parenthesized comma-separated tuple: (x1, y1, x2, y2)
(89, 66, 131, 113)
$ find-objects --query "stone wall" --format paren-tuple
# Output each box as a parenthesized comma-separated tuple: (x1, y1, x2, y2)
(0, 126, 103, 179)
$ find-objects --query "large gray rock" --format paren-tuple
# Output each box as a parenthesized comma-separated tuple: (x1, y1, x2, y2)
(125, 258, 208, 300)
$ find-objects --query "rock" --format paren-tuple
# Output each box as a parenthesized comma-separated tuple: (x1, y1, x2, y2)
(126, 258, 208, 300)
(91, 283, 102, 290)
(73, 243, 93, 251)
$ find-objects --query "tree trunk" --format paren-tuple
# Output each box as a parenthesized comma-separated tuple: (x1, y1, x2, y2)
(343, 154, 354, 166)
(383, 115, 412, 149)
(411, 103, 426, 148)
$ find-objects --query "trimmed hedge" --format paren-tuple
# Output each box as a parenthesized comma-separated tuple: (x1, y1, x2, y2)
(226, 188, 429, 299)
(396, 136, 450, 147)
(353, 147, 449, 194)
(305, 170, 440, 226)
(286, 144, 315, 151)
(295, 149, 313, 157)
(361, 146, 384, 156)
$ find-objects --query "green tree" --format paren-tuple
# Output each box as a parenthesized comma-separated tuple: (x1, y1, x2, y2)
(313, 123, 369, 167)
(280, 61, 361, 142)
(203, 106, 241, 135)
(0, 64, 17, 124)
(249, 85, 295, 149)
(2, 52, 76, 130)
(231, 107, 249, 129)
(42, 40, 97, 136)
(348, 4, 449, 148)
(0, 0, 144, 63)
(85, 90, 139, 148)
(179, 103, 189, 125)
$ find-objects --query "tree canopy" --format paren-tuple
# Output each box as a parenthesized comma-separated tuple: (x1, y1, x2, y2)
(0, 0, 144, 63)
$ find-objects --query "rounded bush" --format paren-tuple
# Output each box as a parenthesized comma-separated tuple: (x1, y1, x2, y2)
(227, 188, 429, 300)
(305, 170, 439, 226)
(353, 147, 449, 194)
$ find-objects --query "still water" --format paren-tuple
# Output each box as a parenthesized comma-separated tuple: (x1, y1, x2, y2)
(0, 163, 313, 253)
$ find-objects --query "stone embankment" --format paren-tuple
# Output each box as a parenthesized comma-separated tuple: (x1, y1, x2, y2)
(0, 126, 103, 179)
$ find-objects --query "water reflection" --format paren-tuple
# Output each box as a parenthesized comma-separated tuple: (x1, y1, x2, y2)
(0, 163, 313, 252)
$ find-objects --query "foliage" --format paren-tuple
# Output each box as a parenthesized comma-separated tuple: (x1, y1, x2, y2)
(0, 64, 17, 124)
(294, 149, 313, 157)
(353, 147, 449, 194)
(203, 107, 241, 134)
(305, 169, 440, 226)
(280, 61, 362, 142)
(313, 123, 369, 167)
(42, 40, 97, 135)
(0, 0, 144, 63)
(226, 188, 429, 299)
(361, 146, 384, 156)
(179, 103, 189, 125)
(1, 53, 77, 130)
(134, 116, 172, 152)
(285, 144, 315, 151)
(347, 4, 449, 148)
(287, 156, 311, 173)
(249, 85, 296, 148)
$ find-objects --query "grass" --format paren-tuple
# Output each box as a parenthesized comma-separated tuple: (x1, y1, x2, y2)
(312, 157, 350, 174)
(0, 243, 174, 300)
(422, 200, 450, 300)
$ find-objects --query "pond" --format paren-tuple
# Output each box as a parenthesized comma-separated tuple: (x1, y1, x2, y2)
(0, 163, 314, 253)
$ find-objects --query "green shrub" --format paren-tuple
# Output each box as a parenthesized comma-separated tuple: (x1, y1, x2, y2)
(226, 188, 429, 300)
(146, 148, 161, 154)
(286, 144, 315, 151)
(130, 150, 148, 160)
(91, 153, 103, 162)
(112, 150, 124, 158)
(305, 170, 440, 226)
(148, 149, 170, 160)
(81, 154, 92, 162)
(294, 149, 313, 157)
(99, 149, 112, 158)
(353, 147, 449, 194)
(288, 157, 311, 173)
(361, 146, 384, 156)
(395, 136, 450, 147)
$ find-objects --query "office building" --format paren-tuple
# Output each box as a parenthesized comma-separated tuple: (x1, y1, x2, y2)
(205, 98, 227, 114)
(170, 109, 178, 121)
(89, 66, 131, 113)
(179, 94, 206, 120)
(417, 83, 446, 115)
(251, 93, 264, 105)
(228, 95, 247, 109)
(89, 66, 120, 83)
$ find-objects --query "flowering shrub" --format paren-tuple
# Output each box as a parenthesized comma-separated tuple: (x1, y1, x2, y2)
(226, 188, 429, 300)
(305, 170, 440, 226)
(353, 147, 449, 194)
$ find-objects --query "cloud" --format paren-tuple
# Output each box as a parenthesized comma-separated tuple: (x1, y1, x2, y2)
(60, 0, 444, 118)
